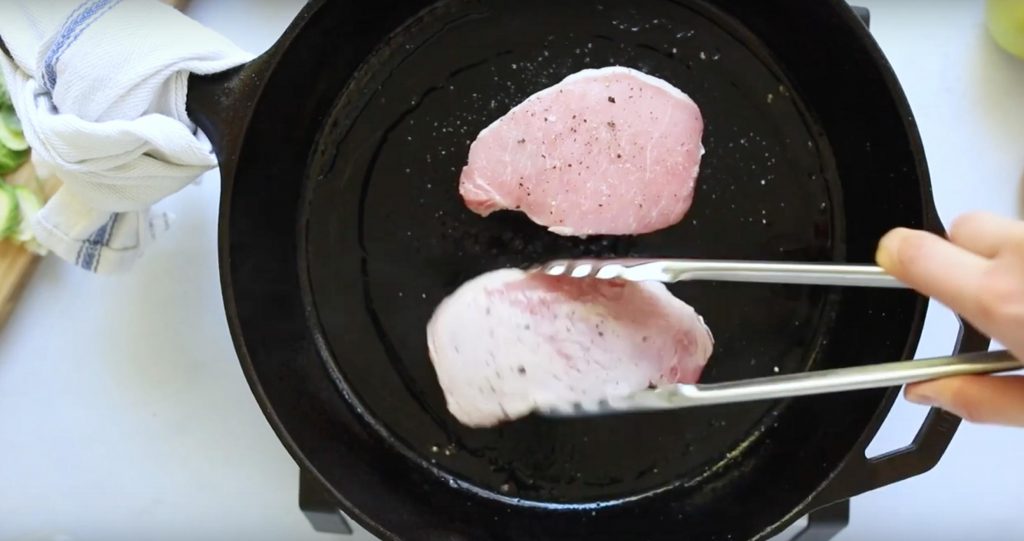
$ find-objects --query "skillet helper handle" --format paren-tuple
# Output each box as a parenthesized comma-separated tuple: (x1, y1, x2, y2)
(810, 318, 997, 508)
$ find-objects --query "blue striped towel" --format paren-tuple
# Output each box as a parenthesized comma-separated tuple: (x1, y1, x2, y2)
(0, 0, 252, 272)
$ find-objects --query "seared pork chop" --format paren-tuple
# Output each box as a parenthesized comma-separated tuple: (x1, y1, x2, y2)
(426, 268, 714, 427)
(459, 66, 704, 236)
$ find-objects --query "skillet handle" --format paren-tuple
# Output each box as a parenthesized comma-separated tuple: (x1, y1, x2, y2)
(0, 26, 268, 179)
(808, 315, 993, 508)
(186, 0, 323, 173)
(850, 6, 871, 28)
(186, 58, 269, 172)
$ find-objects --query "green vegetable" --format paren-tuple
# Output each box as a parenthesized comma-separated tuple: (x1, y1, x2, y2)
(12, 184, 40, 241)
(0, 144, 28, 174)
(12, 185, 44, 253)
(0, 76, 10, 110)
(0, 72, 29, 164)
(0, 184, 16, 238)
(0, 108, 27, 152)
(0, 76, 43, 251)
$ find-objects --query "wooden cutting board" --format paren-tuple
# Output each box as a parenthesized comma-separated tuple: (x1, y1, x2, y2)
(0, 0, 193, 330)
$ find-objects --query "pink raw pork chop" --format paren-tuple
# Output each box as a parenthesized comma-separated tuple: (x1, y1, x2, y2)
(458, 66, 704, 236)
(426, 268, 714, 427)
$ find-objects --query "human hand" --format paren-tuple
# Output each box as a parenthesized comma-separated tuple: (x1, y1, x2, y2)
(876, 211, 1024, 426)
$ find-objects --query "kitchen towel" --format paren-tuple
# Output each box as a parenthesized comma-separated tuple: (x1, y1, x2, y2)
(0, 0, 252, 272)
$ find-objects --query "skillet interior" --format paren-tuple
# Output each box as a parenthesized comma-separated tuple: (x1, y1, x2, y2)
(225, 0, 929, 539)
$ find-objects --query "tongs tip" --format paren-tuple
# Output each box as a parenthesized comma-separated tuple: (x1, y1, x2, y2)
(534, 260, 571, 277)
(532, 259, 627, 281)
(535, 387, 685, 419)
(537, 398, 615, 418)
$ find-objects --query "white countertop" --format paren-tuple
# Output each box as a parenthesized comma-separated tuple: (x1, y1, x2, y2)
(1, 1, 1023, 540)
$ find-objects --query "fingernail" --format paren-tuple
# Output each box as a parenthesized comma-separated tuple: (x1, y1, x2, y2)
(875, 228, 907, 270)
(874, 246, 893, 271)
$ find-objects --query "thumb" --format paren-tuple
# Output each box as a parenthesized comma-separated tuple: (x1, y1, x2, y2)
(905, 375, 1024, 426)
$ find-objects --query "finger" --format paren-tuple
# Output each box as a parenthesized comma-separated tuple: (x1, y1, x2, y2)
(905, 375, 1024, 427)
(876, 228, 989, 317)
(949, 211, 1024, 258)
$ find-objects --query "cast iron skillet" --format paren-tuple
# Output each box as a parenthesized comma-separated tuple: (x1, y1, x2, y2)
(186, 1, 989, 539)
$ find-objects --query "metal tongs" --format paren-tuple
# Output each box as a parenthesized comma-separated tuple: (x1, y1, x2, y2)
(533, 258, 1022, 417)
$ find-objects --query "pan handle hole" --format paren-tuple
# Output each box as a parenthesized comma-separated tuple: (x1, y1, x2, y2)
(863, 303, 958, 459)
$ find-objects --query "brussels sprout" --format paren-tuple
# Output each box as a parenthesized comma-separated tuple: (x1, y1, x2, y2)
(0, 76, 10, 110)
(0, 109, 27, 152)
(12, 184, 40, 241)
(0, 183, 16, 238)
(0, 144, 28, 174)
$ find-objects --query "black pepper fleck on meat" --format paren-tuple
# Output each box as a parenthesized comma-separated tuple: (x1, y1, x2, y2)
(517, 138, 526, 144)
(517, 366, 527, 375)
(608, 96, 616, 103)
